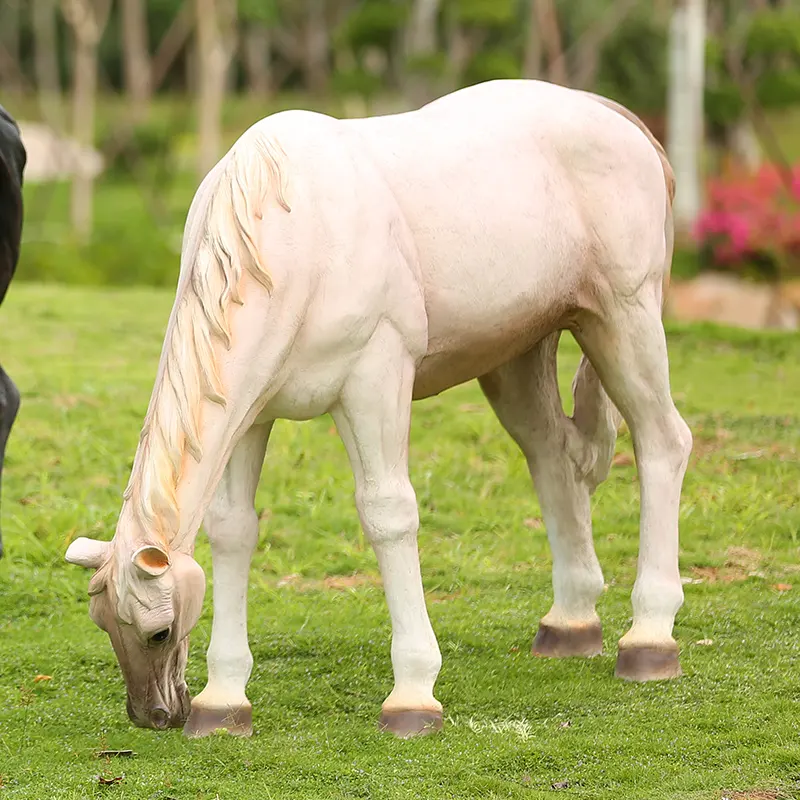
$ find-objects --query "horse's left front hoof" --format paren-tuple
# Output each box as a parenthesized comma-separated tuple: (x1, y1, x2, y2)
(532, 621, 603, 658)
(378, 708, 443, 739)
(183, 703, 253, 738)
(615, 644, 682, 682)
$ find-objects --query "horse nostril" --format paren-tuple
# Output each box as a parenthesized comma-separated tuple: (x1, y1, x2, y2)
(150, 707, 170, 729)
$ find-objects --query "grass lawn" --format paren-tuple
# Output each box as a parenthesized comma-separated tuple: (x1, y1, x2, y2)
(1, 285, 800, 799)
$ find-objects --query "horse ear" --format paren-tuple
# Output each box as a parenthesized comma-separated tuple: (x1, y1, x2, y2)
(131, 544, 171, 577)
(65, 537, 111, 569)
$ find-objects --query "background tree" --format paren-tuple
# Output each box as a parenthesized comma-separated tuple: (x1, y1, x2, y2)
(195, 0, 238, 180)
(120, 0, 152, 116)
(667, 0, 707, 234)
(61, 0, 112, 239)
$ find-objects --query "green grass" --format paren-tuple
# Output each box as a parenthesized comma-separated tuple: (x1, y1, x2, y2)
(2, 285, 800, 799)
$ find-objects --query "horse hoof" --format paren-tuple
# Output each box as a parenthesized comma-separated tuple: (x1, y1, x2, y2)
(183, 703, 253, 738)
(615, 644, 682, 682)
(378, 708, 443, 739)
(532, 621, 603, 658)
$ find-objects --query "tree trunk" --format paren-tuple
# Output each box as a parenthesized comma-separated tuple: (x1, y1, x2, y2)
(33, 0, 64, 124)
(243, 24, 273, 96)
(120, 0, 152, 116)
(572, 0, 641, 89)
(535, 0, 567, 85)
(304, 0, 329, 93)
(151, 1, 194, 93)
(61, 0, 111, 240)
(523, 0, 543, 79)
(71, 37, 98, 238)
(195, 0, 237, 180)
(0, 0, 22, 94)
(404, 0, 441, 105)
(667, 0, 707, 234)
(729, 118, 761, 171)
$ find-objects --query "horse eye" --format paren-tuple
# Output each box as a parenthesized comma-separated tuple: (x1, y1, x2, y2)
(150, 628, 170, 644)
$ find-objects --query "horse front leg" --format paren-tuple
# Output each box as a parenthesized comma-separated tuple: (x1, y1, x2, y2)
(0, 365, 20, 558)
(332, 322, 442, 739)
(183, 422, 273, 738)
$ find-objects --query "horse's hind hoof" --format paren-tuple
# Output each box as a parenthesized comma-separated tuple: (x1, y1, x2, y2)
(378, 708, 443, 738)
(615, 644, 682, 682)
(183, 703, 253, 738)
(532, 621, 603, 658)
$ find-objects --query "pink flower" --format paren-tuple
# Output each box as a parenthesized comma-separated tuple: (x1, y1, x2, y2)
(695, 161, 800, 277)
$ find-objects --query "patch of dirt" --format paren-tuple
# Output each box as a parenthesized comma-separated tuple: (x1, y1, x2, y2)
(690, 566, 749, 584)
(722, 791, 786, 800)
(275, 573, 380, 592)
(726, 546, 762, 570)
(689, 431, 797, 466)
(690, 547, 764, 584)
(322, 574, 377, 591)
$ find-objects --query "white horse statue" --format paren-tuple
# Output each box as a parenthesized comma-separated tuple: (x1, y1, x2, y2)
(65, 79, 692, 739)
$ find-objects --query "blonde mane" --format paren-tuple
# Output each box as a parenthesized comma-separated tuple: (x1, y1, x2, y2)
(123, 127, 291, 543)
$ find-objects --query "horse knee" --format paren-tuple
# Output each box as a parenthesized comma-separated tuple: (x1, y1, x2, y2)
(357, 483, 419, 545)
(204, 497, 259, 550)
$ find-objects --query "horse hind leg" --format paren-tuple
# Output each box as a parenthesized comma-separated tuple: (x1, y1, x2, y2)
(479, 332, 619, 658)
(573, 282, 691, 682)
(0, 366, 21, 558)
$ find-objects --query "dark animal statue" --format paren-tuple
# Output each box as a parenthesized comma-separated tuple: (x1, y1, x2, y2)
(0, 104, 26, 558)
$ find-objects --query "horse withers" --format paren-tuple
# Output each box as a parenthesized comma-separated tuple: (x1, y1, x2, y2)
(66, 80, 691, 738)
(0, 105, 25, 559)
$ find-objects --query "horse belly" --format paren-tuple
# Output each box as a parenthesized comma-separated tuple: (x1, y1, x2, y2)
(413, 272, 573, 400)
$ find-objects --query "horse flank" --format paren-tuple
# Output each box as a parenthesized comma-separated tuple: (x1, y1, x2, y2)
(123, 127, 291, 544)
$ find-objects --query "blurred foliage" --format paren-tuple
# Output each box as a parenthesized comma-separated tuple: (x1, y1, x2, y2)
(7, 0, 798, 127)
(595, 13, 668, 116)
(7, 0, 800, 288)
(706, 6, 800, 134)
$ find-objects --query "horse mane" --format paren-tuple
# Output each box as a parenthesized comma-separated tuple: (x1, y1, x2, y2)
(123, 125, 291, 544)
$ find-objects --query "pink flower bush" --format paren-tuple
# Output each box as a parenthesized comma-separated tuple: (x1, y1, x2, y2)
(694, 164, 800, 279)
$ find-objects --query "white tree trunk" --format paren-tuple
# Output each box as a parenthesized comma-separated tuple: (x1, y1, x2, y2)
(71, 37, 98, 238)
(730, 118, 761, 171)
(33, 0, 64, 124)
(62, 0, 111, 240)
(667, 0, 707, 233)
(0, 0, 22, 94)
(404, 0, 441, 104)
(535, 0, 567, 85)
(120, 0, 152, 116)
(243, 24, 273, 96)
(195, 0, 237, 180)
(304, 0, 329, 93)
(523, 0, 542, 79)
